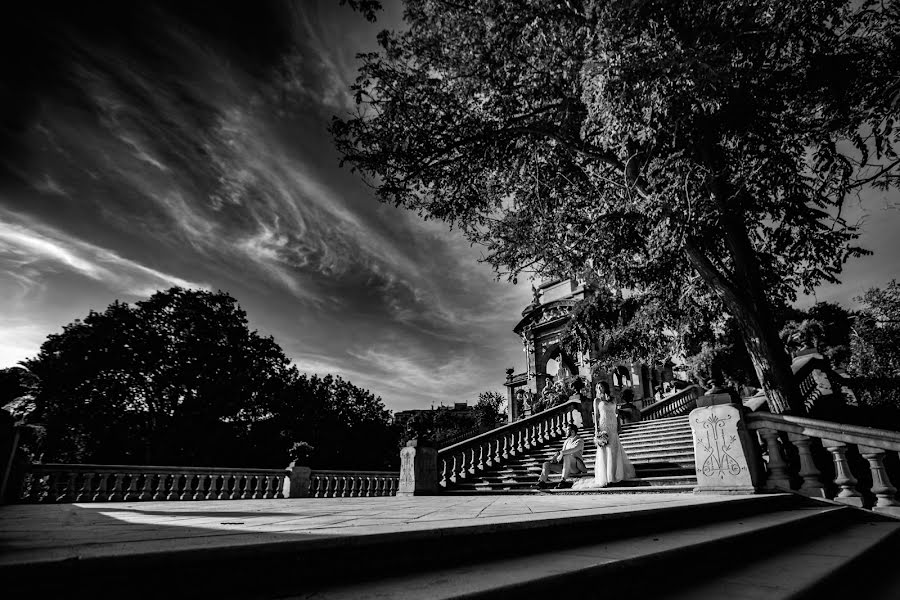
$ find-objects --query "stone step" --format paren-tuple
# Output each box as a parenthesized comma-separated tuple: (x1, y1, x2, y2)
(451, 483, 698, 494)
(293, 497, 900, 599)
(458, 475, 698, 489)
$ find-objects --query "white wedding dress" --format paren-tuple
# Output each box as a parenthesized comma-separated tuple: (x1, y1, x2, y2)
(574, 399, 636, 489)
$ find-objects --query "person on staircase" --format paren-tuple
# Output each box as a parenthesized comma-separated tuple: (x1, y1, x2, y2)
(574, 381, 636, 489)
(535, 423, 587, 489)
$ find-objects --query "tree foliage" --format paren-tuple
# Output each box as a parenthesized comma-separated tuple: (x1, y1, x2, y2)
(17, 288, 398, 468)
(850, 280, 900, 379)
(333, 0, 900, 413)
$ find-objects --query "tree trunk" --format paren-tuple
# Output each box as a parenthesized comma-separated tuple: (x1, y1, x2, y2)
(684, 221, 803, 414)
(684, 142, 804, 414)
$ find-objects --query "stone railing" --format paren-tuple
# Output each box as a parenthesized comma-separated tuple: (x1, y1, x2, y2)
(435, 424, 494, 449)
(19, 464, 400, 503)
(308, 470, 399, 498)
(22, 464, 289, 503)
(438, 400, 581, 489)
(746, 412, 900, 516)
(641, 385, 701, 420)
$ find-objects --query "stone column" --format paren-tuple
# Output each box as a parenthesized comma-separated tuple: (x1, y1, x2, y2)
(506, 385, 518, 423)
(283, 465, 311, 498)
(690, 403, 765, 494)
(398, 440, 438, 496)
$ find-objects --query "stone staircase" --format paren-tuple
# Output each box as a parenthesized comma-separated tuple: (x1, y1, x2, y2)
(447, 415, 697, 493)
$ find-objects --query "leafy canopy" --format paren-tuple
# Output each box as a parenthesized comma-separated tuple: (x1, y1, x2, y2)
(333, 0, 899, 395)
(18, 287, 397, 468)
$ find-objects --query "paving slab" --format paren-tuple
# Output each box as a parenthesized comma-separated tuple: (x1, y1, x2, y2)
(0, 493, 739, 567)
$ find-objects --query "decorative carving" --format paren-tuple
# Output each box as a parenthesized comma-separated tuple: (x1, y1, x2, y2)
(695, 413, 742, 479)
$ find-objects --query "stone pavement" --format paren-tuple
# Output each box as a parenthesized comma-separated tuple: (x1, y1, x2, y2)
(0, 493, 738, 568)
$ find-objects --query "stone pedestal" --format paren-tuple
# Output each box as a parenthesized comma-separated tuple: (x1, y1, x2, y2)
(283, 465, 311, 498)
(398, 441, 438, 496)
(690, 404, 765, 495)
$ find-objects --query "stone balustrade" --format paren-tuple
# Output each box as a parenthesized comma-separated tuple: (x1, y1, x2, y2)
(308, 470, 399, 498)
(22, 464, 288, 503)
(746, 412, 900, 516)
(19, 464, 399, 503)
(438, 400, 581, 489)
(641, 386, 701, 420)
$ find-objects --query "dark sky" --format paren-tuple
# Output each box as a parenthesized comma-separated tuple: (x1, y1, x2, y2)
(1, 1, 898, 411)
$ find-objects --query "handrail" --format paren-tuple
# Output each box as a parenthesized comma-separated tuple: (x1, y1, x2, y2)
(746, 413, 900, 452)
(28, 463, 286, 474)
(435, 424, 493, 449)
(438, 400, 582, 489)
(641, 385, 701, 420)
(440, 400, 581, 455)
(745, 411, 900, 512)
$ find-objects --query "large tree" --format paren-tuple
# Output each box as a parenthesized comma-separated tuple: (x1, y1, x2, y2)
(333, 0, 899, 413)
(23, 288, 299, 465)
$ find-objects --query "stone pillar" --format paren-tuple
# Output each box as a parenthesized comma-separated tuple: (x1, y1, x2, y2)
(689, 403, 765, 495)
(506, 386, 518, 423)
(283, 465, 311, 498)
(398, 440, 438, 496)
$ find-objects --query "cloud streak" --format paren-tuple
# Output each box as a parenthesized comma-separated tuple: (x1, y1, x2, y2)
(0, 213, 206, 297)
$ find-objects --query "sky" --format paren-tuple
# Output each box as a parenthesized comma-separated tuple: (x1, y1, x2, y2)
(0, 1, 897, 412)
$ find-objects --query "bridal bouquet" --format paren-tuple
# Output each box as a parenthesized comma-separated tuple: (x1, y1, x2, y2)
(595, 431, 609, 448)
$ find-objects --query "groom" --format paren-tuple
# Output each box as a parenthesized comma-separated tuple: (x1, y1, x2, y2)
(536, 423, 587, 489)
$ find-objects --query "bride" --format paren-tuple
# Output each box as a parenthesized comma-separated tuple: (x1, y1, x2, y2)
(574, 381, 636, 488)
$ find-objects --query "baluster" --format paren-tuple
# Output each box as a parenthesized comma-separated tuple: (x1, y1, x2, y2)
(373, 476, 383, 497)
(389, 477, 398, 496)
(523, 425, 532, 450)
(468, 448, 477, 475)
(823, 440, 864, 507)
(76, 472, 94, 503)
(530, 422, 539, 447)
(359, 476, 370, 497)
(180, 473, 196, 500)
(93, 473, 109, 502)
(323, 475, 334, 498)
(347, 476, 359, 498)
(262, 474, 275, 499)
(788, 434, 826, 498)
(239, 474, 253, 499)
(337, 476, 348, 498)
(154, 473, 169, 501)
(440, 459, 449, 488)
(501, 435, 509, 459)
(167, 473, 182, 500)
(109, 473, 125, 501)
(476, 445, 485, 471)
(859, 445, 900, 513)
(205, 474, 220, 500)
(491, 438, 500, 466)
(252, 475, 265, 499)
(449, 455, 459, 483)
(517, 429, 525, 453)
(273, 475, 285, 499)
(758, 429, 792, 490)
(313, 476, 325, 498)
(124, 473, 141, 501)
(458, 451, 468, 480)
(59, 472, 78, 503)
(230, 474, 244, 500)
(42, 472, 58, 503)
(140, 473, 155, 501)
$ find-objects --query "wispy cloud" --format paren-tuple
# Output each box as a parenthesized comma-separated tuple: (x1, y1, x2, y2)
(0, 212, 206, 297)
